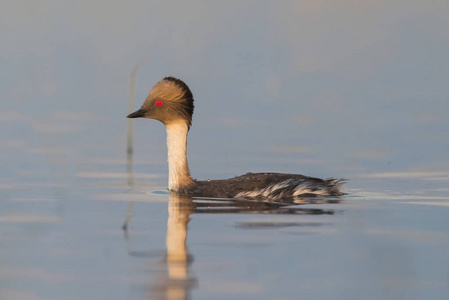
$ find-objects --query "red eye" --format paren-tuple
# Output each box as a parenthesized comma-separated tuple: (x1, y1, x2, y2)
(155, 100, 163, 106)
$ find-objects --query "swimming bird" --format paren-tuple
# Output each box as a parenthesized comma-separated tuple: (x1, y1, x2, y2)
(127, 77, 345, 200)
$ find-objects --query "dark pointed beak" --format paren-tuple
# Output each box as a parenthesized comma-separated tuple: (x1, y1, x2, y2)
(127, 109, 146, 118)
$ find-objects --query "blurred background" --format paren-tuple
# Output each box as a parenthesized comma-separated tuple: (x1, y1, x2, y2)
(1, 1, 449, 299)
(2, 0, 449, 186)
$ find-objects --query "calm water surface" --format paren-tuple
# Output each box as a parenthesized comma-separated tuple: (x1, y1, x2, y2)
(2, 1, 449, 299)
(1, 110, 449, 300)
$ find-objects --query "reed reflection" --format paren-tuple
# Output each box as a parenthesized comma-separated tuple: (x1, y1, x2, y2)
(123, 192, 340, 300)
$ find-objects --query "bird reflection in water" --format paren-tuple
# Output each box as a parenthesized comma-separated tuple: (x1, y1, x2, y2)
(154, 193, 196, 300)
(122, 192, 340, 300)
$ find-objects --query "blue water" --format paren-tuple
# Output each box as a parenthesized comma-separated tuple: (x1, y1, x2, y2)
(2, 1, 449, 299)
(2, 176, 449, 300)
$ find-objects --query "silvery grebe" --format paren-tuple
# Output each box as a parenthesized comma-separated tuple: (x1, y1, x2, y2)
(127, 77, 345, 199)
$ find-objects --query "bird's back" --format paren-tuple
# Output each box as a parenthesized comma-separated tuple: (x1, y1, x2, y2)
(184, 172, 345, 200)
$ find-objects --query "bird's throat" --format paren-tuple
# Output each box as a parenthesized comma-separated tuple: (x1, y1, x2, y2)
(166, 121, 194, 191)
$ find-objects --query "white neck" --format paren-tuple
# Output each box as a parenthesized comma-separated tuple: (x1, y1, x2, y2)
(166, 121, 193, 191)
